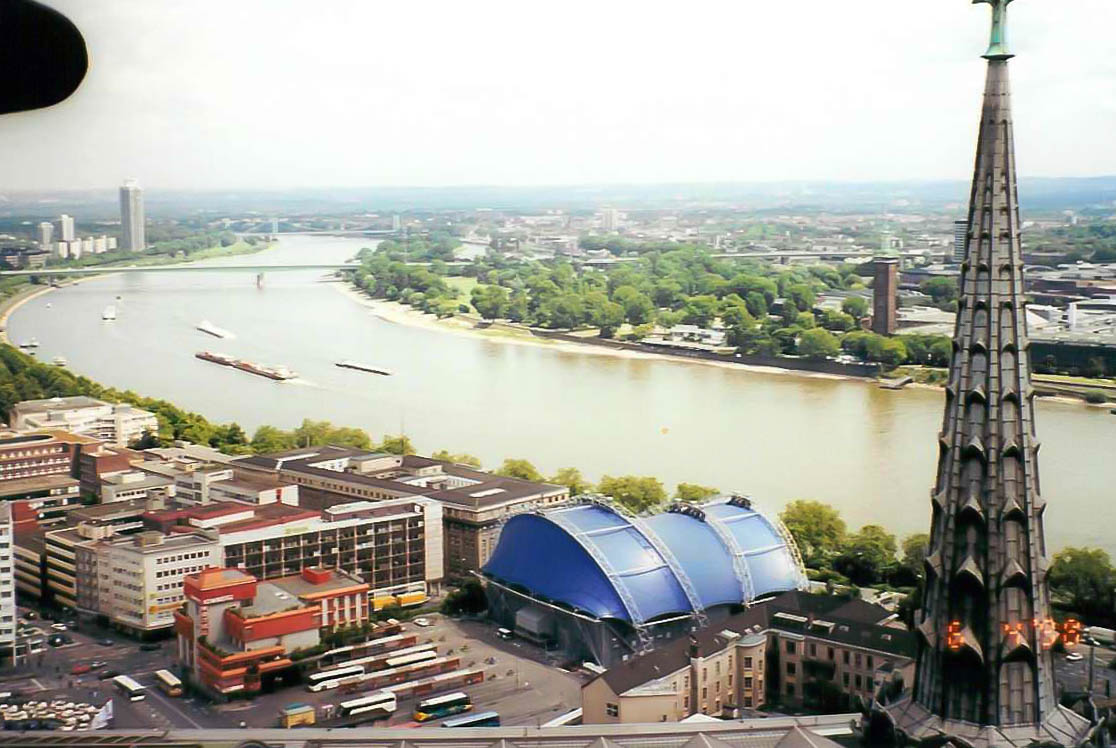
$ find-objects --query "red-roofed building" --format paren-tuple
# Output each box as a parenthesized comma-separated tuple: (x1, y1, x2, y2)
(175, 567, 322, 698)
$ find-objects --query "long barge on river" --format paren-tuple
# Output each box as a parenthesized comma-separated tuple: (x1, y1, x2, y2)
(196, 351, 297, 381)
(336, 360, 392, 376)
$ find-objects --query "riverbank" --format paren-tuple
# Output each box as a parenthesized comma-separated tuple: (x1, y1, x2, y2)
(0, 240, 273, 346)
(334, 283, 863, 382)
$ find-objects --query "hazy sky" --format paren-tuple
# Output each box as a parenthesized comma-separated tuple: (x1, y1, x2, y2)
(3, 0, 1114, 191)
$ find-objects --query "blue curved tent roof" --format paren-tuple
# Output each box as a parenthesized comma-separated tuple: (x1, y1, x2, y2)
(482, 498, 805, 625)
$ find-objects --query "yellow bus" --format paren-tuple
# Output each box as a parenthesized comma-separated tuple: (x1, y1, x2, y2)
(154, 669, 183, 697)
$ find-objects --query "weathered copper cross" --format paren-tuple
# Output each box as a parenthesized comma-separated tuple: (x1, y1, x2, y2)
(973, 0, 1016, 59)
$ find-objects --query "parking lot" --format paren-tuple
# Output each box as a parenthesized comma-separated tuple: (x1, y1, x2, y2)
(1054, 643, 1116, 698)
(215, 614, 587, 728)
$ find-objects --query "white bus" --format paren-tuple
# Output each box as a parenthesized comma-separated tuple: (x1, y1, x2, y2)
(154, 670, 183, 697)
(384, 650, 438, 669)
(112, 675, 147, 702)
(337, 691, 397, 721)
(328, 644, 435, 674)
(307, 665, 364, 690)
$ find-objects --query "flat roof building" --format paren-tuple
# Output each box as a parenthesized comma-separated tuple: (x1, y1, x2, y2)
(10, 396, 158, 448)
(236, 448, 567, 579)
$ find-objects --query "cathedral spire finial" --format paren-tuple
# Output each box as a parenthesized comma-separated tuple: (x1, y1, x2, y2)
(973, 0, 1016, 60)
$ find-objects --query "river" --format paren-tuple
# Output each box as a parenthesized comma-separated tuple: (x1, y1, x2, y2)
(7, 235, 1114, 553)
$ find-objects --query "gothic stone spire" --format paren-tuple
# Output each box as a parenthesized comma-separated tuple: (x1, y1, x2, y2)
(880, 4, 1096, 746)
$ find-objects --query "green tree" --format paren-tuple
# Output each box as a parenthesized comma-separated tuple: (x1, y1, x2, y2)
(675, 483, 719, 502)
(441, 580, 488, 616)
(798, 328, 840, 360)
(833, 525, 898, 586)
(377, 434, 415, 455)
(681, 295, 719, 327)
(841, 296, 869, 321)
(585, 292, 626, 338)
(431, 450, 482, 468)
(549, 467, 593, 495)
(495, 458, 543, 482)
(780, 500, 847, 567)
(470, 285, 509, 320)
(785, 283, 817, 312)
(901, 533, 930, 574)
(1048, 547, 1116, 619)
(597, 475, 667, 514)
(921, 277, 959, 307)
(613, 285, 655, 325)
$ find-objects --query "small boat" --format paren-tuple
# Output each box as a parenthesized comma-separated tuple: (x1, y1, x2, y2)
(102, 305, 116, 321)
(115, 295, 122, 301)
(45, 303, 52, 309)
(336, 360, 393, 376)
(52, 356, 67, 367)
(196, 320, 234, 339)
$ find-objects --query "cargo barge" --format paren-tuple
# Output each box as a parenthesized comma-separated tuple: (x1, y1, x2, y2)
(336, 360, 393, 376)
(196, 351, 297, 381)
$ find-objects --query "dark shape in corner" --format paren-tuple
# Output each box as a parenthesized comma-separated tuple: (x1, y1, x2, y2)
(0, 0, 88, 115)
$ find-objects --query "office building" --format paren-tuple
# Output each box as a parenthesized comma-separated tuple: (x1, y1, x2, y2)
(145, 495, 443, 608)
(952, 219, 968, 264)
(601, 208, 621, 232)
(236, 448, 567, 579)
(75, 529, 220, 636)
(175, 567, 321, 697)
(0, 504, 17, 659)
(879, 6, 1098, 748)
(10, 396, 159, 447)
(57, 214, 74, 242)
(871, 258, 898, 336)
(119, 178, 145, 252)
(582, 591, 914, 723)
(36, 222, 53, 249)
(0, 475, 81, 526)
(268, 567, 371, 632)
(0, 429, 98, 484)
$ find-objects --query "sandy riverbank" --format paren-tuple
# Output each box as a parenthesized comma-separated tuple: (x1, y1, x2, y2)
(332, 282, 860, 382)
(0, 273, 118, 345)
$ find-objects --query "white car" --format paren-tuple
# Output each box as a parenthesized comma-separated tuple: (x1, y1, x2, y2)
(413, 617, 432, 627)
(49, 623, 67, 631)
(1066, 652, 1084, 662)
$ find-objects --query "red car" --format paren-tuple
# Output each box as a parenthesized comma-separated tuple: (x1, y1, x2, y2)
(70, 663, 92, 675)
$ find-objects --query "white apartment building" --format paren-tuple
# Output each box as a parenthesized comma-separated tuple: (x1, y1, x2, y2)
(100, 470, 175, 504)
(10, 396, 159, 447)
(77, 530, 220, 636)
(0, 504, 17, 659)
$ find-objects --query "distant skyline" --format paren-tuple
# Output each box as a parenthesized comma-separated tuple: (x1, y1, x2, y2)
(1, 0, 1114, 192)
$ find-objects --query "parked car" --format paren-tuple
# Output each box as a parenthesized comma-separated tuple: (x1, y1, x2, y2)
(48, 635, 70, 647)
(97, 638, 114, 646)
(1066, 652, 1085, 662)
(97, 670, 120, 681)
(22, 611, 36, 620)
(412, 617, 431, 627)
(139, 642, 161, 652)
(89, 661, 107, 669)
(49, 623, 67, 632)
(70, 664, 91, 675)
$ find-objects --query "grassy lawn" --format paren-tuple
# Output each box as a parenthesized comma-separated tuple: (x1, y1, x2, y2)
(446, 276, 479, 311)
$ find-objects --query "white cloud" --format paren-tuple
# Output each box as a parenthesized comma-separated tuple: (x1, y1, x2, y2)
(2, 0, 1113, 191)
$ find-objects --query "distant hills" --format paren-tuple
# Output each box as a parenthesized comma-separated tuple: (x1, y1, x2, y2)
(3, 177, 1115, 219)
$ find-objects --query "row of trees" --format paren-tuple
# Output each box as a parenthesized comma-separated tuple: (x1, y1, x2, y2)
(778, 500, 928, 588)
(778, 497, 1116, 628)
(351, 244, 956, 368)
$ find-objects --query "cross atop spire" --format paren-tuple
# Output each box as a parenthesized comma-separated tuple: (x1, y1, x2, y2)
(974, 0, 1016, 59)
